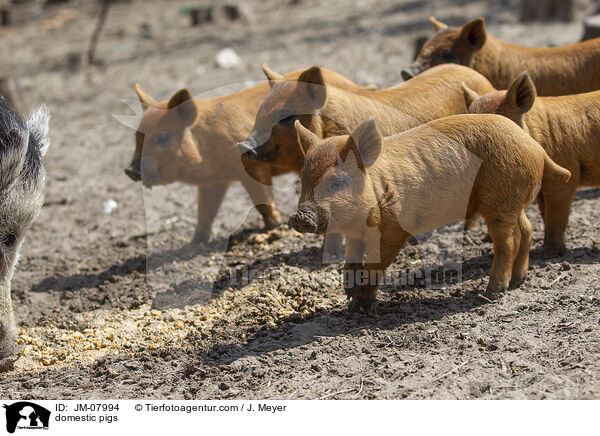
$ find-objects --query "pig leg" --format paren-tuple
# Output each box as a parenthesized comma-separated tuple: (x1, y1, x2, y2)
(536, 192, 546, 225)
(343, 235, 405, 309)
(342, 239, 366, 300)
(320, 233, 344, 263)
(509, 210, 532, 289)
(193, 183, 229, 244)
(240, 177, 281, 231)
(0, 283, 19, 371)
(541, 187, 576, 258)
(484, 215, 519, 298)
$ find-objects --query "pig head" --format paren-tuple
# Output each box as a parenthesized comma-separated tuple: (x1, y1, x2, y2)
(289, 119, 385, 264)
(402, 17, 486, 80)
(238, 64, 329, 173)
(462, 71, 537, 130)
(124, 84, 199, 187)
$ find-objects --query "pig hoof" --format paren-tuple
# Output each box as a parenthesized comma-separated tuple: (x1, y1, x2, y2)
(348, 297, 377, 314)
(192, 231, 210, 245)
(542, 243, 566, 259)
(509, 273, 527, 289)
(482, 282, 507, 300)
(345, 286, 378, 312)
(263, 218, 281, 231)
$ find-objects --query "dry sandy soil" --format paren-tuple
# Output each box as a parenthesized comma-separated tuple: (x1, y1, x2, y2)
(1, 0, 599, 399)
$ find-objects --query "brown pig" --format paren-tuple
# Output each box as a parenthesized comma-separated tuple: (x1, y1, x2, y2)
(289, 116, 570, 308)
(238, 63, 494, 171)
(124, 67, 367, 243)
(463, 72, 600, 257)
(403, 16, 600, 96)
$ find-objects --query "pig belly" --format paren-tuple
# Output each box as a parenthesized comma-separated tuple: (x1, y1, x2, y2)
(396, 184, 474, 235)
(392, 148, 482, 236)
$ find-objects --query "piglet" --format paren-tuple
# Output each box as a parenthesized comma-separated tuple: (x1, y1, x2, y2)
(403, 16, 600, 96)
(290, 115, 570, 309)
(463, 71, 600, 257)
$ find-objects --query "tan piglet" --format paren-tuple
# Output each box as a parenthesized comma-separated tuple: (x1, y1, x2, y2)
(289, 115, 570, 308)
(404, 16, 600, 96)
(464, 72, 600, 256)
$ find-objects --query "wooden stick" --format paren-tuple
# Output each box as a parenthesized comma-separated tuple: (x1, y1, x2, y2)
(318, 387, 356, 400)
(431, 359, 470, 383)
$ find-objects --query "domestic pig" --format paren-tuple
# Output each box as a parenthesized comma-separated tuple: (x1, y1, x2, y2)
(0, 99, 50, 371)
(403, 17, 600, 96)
(463, 71, 600, 257)
(125, 68, 368, 243)
(289, 116, 570, 309)
(238, 63, 494, 170)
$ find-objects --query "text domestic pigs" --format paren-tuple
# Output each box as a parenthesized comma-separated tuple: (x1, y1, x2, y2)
(125, 68, 367, 243)
(464, 72, 600, 257)
(403, 17, 600, 96)
(289, 116, 570, 308)
(0, 99, 50, 371)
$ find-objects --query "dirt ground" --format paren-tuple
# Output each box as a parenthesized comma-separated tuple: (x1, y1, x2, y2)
(1, 0, 599, 399)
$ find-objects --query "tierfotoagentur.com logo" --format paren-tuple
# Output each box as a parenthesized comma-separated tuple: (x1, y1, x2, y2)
(3, 402, 50, 434)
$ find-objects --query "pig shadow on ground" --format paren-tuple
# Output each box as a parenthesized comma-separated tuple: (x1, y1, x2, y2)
(197, 287, 490, 368)
(30, 252, 147, 294)
(529, 245, 600, 266)
(573, 188, 600, 202)
(27, 225, 260, 295)
(197, 237, 600, 367)
(212, 245, 332, 293)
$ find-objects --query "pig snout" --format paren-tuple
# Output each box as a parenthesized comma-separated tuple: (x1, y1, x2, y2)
(289, 207, 321, 234)
(124, 157, 141, 182)
(237, 137, 260, 161)
(400, 64, 422, 81)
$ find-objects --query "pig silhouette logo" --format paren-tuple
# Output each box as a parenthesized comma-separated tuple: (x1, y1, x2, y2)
(3, 402, 50, 433)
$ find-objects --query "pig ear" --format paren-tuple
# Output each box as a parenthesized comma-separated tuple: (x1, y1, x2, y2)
(168, 88, 197, 126)
(298, 66, 327, 108)
(294, 120, 319, 156)
(134, 83, 157, 108)
(505, 72, 536, 113)
(461, 82, 481, 109)
(459, 18, 487, 50)
(262, 63, 285, 86)
(348, 117, 382, 169)
(429, 16, 448, 31)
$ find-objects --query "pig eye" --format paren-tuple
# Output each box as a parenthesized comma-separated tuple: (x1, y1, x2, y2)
(152, 131, 174, 147)
(278, 112, 297, 127)
(439, 48, 456, 61)
(326, 173, 349, 192)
